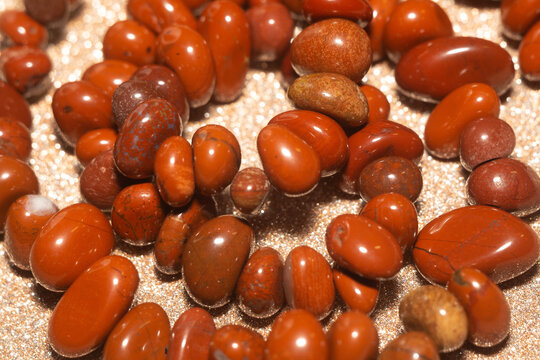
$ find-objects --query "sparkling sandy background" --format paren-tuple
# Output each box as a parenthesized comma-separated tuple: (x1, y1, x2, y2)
(0, 0, 538, 358)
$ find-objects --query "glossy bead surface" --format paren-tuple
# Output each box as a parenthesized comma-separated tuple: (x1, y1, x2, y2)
(1, 45, 51, 97)
(425, 83, 500, 159)
(0, 117, 31, 161)
(236, 247, 284, 318)
(367, 0, 399, 62)
(0, 80, 32, 128)
(192, 124, 241, 196)
(111, 183, 167, 246)
(413, 205, 540, 285)
(266, 309, 328, 360)
(104, 20, 156, 66)
(326, 214, 403, 280)
(0, 10, 48, 47)
(328, 311, 379, 360)
(467, 158, 540, 216)
(30, 203, 115, 291)
(258, 124, 321, 196)
(4, 195, 57, 270)
(378, 332, 440, 360)
(519, 20, 540, 81)
(48, 255, 139, 358)
(198, 0, 250, 103)
(302, 0, 373, 26)
(114, 99, 182, 179)
(291, 18, 372, 83)
(157, 24, 215, 107)
(288, 73, 369, 129)
(283, 246, 335, 319)
(230, 167, 270, 214)
(167, 307, 216, 360)
(24, 0, 69, 28)
(52, 80, 114, 146)
(399, 285, 468, 352)
(269, 110, 349, 176)
(360, 193, 418, 252)
(333, 269, 379, 314)
(459, 116, 515, 171)
(111, 79, 161, 128)
(209, 325, 265, 360)
(127, 0, 197, 34)
(82, 59, 138, 98)
(447, 267, 511, 347)
(361, 84, 390, 123)
(183, 215, 253, 307)
(396, 37, 514, 102)
(75, 128, 117, 167)
(103, 303, 170, 360)
(500, 0, 540, 39)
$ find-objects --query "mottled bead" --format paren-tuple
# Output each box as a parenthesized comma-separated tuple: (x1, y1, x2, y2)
(127, 0, 197, 34)
(378, 332, 440, 360)
(0, 117, 31, 161)
(75, 128, 117, 167)
(209, 325, 265, 360)
(519, 21, 540, 81)
(230, 167, 270, 214)
(1, 45, 51, 97)
(302, 0, 373, 26)
(0, 80, 32, 128)
(0, 10, 48, 48)
(111, 79, 162, 128)
(82, 59, 138, 98)
(328, 311, 379, 360)
(167, 307, 216, 360)
(361, 84, 390, 123)
(332, 269, 379, 314)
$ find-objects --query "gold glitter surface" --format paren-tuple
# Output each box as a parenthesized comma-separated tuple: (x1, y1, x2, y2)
(0, 0, 539, 359)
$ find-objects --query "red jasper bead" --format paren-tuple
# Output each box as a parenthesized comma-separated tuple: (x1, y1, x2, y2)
(24, 0, 69, 28)
(303, 0, 373, 27)
(209, 325, 265, 360)
(519, 21, 540, 81)
(378, 332, 440, 360)
(1, 45, 51, 97)
(127, 0, 197, 34)
(367, 0, 399, 62)
(230, 167, 270, 214)
(332, 269, 379, 314)
(82, 59, 138, 98)
(167, 307, 216, 360)
(0, 80, 32, 128)
(360, 84, 390, 123)
(75, 128, 117, 167)
(500, 0, 540, 39)
(0, 10, 48, 48)
(328, 311, 379, 360)
(0, 117, 31, 161)
(103, 20, 156, 66)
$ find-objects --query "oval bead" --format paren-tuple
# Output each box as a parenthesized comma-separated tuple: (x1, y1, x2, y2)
(0, 10, 48, 48)
(396, 37, 515, 102)
(209, 325, 265, 360)
(413, 205, 540, 285)
(367, 0, 399, 62)
(75, 128, 117, 167)
(127, 0, 197, 34)
(302, 0, 373, 26)
(48, 255, 139, 358)
(0, 80, 32, 128)
(103, 302, 170, 360)
(519, 20, 540, 81)
(500, 0, 540, 39)
(378, 332, 440, 360)
(1, 45, 51, 97)
(167, 307, 216, 360)
(82, 59, 138, 98)
(360, 84, 390, 123)
(328, 311, 379, 360)
(103, 20, 156, 66)
(332, 269, 379, 314)
(230, 167, 270, 214)
(0, 117, 31, 161)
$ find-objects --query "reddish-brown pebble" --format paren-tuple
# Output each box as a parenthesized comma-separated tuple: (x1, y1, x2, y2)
(0, 117, 31, 161)
(82, 59, 138, 98)
(24, 0, 69, 28)
(280, 49, 298, 88)
(467, 158, 540, 216)
(302, 0, 373, 26)
(1, 45, 51, 97)
(167, 307, 216, 360)
(333, 269, 379, 314)
(236, 247, 284, 318)
(396, 37, 514, 102)
(360, 193, 418, 252)
(399, 286, 468, 352)
(154, 198, 214, 275)
(361, 84, 390, 123)
(291, 18, 372, 82)
(358, 156, 423, 202)
(288, 73, 369, 129)
(103, 20, 156, 66)
(230, 167, 270, 214)
(367, 0, 399, 62)
(519, 21, 540, 81)
(111, 183, 167, 246)
(103, 302, 170, 360)
(0, 80, 32, 128)
(425, 83, 501, 159)
(269, 110, 349, 176)
(198, 0, 250, 103)
(183, 215, 253, 307)
(30, 203, 114, 291)
(326, 214, 403, 279)
(192, 124, 241, 196)
(156, 24, 215, 107)
(257, 124, 321, 196)
(413, 205, 540, 285)
(75, 128, 117, 167)
(52, 80, 114, 146)
(48, 255, 139, 358)
(501, 0, 540, 39)
(459, 116, 516, 171)
(266, 309, 329, 360)
(328, 311, 379, 360)
(378, 332, 440, 360)
(209, 325, 265, 360)
(246, 3, 294, 62)
(112, 79, 162, 128)
(341, 120, 424, 194)
(4, 195, 57, 270)
(0, 155, 39, 228)
(0, 10, 48, 47)
(127, 0, 197, 34)
(283, 245, 335, 319)
(383, 0, 453, 63)
(448, 267, 510, 347)
(114, 98, 182, 179)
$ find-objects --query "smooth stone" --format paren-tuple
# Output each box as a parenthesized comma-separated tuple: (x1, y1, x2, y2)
(209, 325, 265, 360)
(0, 10, 48, 48)
(283, 245, 335, 320)
(360, 84, 390, 123)
(111, 80, 162, 128)
(266, 309, 329, 360)
(182, 215, 253, 307)
(257, 124, 321, 196)
(82, 59, 138, 98)
(30, 203, 115, 291)
(447, 267, 511, 347)
(167, 307, 216, 360)
(103, 302, 170, 360)
(395, 37, 515, 102)
(378, 332, 440, 360)
(332, 269, 379, 315)
(399, 285, 468, 352)
(0, 116, 32, 161)
(360, 193, 418, 252)
(459, 116, 516, 171)
(326, 214, 403, 280)
(103, 20, 156, 66)
(467, 158, 540, 216)
(269, 109, 349, 176)
(290, 18, 372, 83)
(0, 80, 32, 128)
(328, 311, 379, 360)
(500, 0, 540, 39)
(75, 128, 117, 167)
(519, 21, 540, 81)
(367, 0, 399, 62)
(425, 83, 501, 159)
(302, 0, 373, 26)
(127, 0, 197, 34)
(230, 167, 270, 214)
(1, 45, 51, 98)
(236, 247, 284, 318)
(340, 120, 424, 194)
(413, 205, 540, 285)
(288, 73, 369, 129)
